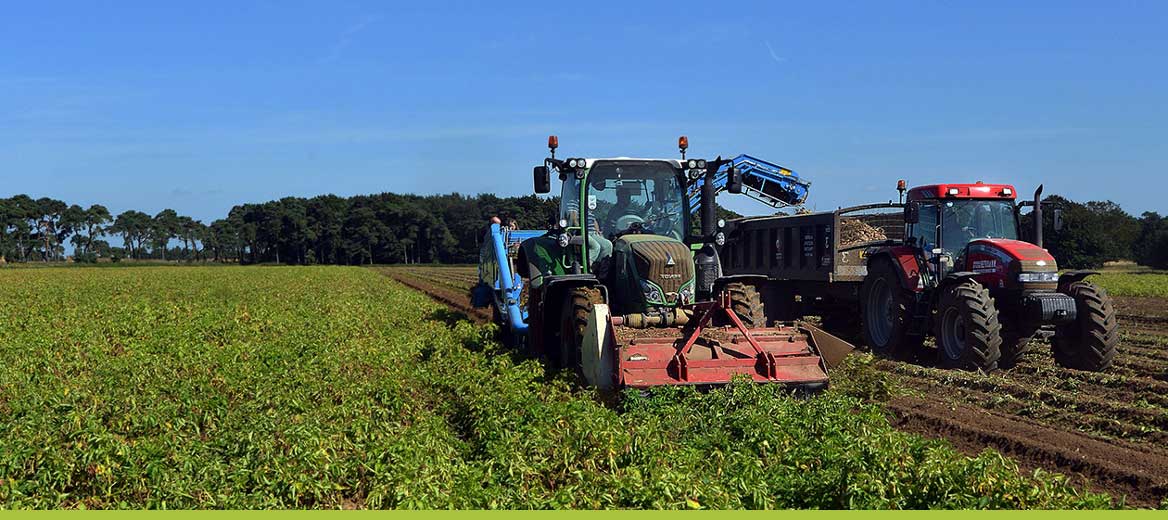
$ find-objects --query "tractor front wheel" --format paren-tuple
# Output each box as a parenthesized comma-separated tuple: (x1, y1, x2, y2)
(558, 287, 604, 372)
(1052, 281, 1118, 371)
(724, 282, 766, 328)
(935, 281, 1002, 372)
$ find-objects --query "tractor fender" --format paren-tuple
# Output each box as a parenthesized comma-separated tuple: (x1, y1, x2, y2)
(712, 274, 767, 291)
(1057, 270, 1099, 292)
(940, 271, 980, 288)
(866, 247, 924, 292)
(539, 275, 608, 329)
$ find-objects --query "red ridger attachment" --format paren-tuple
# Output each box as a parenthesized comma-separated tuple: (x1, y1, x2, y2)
(617, 293, 831, 388)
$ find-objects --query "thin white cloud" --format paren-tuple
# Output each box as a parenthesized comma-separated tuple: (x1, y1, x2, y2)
(764, 40, 786, 64)
(321, 14, 382, 63)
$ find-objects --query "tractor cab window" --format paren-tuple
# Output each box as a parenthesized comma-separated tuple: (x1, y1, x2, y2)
(910, 203, 940, 251)
(587, 161, 686, 241)
(939, 200, 1019, 254)
(560, 174, 596, 232)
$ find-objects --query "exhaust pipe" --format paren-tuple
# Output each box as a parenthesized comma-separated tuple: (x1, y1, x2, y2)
(694, 166, 720, 298)
(1033, 185, 1043, 248)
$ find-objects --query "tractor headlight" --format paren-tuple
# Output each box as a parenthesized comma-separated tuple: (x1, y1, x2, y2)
(640, 280, 663, 304)
(688, 169, 703, 181)
(558, 233, 571, 248)
(679, 283, 695, 304)
(714, 232, 726, 246)
(1017, 272, 1059, 283)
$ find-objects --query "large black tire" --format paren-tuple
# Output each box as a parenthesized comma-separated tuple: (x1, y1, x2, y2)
(1052, 281, 1119, 371)
(724, 282, 765, 328)
(934, 281, 1002, 372)
(860, 260, 923, 358)
(558, 287, 603, 371)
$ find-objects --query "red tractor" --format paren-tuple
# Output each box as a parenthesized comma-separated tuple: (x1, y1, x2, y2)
(718, 181, 1119, 372)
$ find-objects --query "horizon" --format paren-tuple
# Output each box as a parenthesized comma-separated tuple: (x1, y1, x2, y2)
(2, 1, 1164, 224)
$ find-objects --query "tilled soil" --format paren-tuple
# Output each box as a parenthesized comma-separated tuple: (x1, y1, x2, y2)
(872, 296, 1168, 507)
(888, 395, 1168, 507)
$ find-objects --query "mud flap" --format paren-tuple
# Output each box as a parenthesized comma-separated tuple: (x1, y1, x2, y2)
(802, 322, 856, 369)
(582, 304, 617, 390)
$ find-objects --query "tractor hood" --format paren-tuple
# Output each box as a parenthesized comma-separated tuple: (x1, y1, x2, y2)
(613, 234, 695, 308)
(965, 238, 1058, 289)
(968, 239, 1056, 265)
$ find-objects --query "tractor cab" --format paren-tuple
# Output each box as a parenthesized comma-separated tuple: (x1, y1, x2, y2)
(555, 158, 692, 270)
(892, 181, 1060, 289)
(907, 183, 1017, 251)
(534, 154, 702, 315)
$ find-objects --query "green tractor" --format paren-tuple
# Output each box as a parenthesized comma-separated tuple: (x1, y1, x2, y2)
(473, 136, 847, 389)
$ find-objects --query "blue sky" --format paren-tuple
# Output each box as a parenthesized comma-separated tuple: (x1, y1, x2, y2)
(1, 1, 1164, 223)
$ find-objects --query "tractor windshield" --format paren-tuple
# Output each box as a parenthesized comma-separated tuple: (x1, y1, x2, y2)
(586, 161, 687, 241)
(939, 199, 1019, 254)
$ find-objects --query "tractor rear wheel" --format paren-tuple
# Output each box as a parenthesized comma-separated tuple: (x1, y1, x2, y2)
(724, 282, 766, 328)
(558, 287, 603, 372)
(860, 260, 923, 359)
(935, 281, 1002, 372)
(1052, 281, 1118, 371)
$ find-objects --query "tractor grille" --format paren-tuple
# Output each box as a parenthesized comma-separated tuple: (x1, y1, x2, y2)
(630, 239, 694, 296)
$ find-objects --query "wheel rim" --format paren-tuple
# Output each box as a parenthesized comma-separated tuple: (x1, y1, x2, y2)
(865, 277, 894, 347)
(941, 307, 966, 360)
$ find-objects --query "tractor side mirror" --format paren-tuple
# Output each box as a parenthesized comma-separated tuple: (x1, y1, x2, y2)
(1053, 208, 1064, 232)
(726, 166, 743, 194)
(904, 201, 920, 224)
(533, 166, 551, 194)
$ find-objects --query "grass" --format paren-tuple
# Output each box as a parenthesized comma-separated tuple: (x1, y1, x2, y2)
(1091, 267, 1168, 299)
(0, 266, 1115, 509)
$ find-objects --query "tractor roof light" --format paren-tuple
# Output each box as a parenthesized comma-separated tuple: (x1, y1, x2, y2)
(947, 187, 960, 197)
(1001, 188, 1013, 197)
(548, 135, 558, 151)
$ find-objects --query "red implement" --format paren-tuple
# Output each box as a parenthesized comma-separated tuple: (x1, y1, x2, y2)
(617, 293, 834, 389)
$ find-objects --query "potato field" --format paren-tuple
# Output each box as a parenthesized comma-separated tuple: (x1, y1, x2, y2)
(381, 265, 1168, 508)
(0, 266, 1136, 508)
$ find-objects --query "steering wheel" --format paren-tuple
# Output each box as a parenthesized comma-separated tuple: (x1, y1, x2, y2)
(614, 214, 644, 234)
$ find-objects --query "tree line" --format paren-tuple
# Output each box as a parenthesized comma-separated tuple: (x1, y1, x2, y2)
(0, 193, 559, 265)
(0, 192, 1163, 269)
